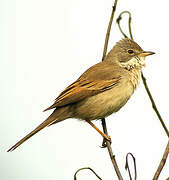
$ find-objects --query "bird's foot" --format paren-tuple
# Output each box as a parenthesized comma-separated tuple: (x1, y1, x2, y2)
(101, 135, 111, 148)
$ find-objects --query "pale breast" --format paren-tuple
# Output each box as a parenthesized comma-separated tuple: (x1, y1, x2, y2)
(72, 70, 141, 120)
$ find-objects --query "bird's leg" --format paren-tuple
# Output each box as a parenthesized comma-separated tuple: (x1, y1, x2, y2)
(86, 120, 111, 143)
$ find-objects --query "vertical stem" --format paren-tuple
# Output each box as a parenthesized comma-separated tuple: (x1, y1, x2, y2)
(102, 0, 118, 62)
(101, 0, 123, 179)
(102, 118, 123, 180)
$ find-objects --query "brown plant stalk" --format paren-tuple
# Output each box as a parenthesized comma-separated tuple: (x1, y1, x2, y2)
(102, 0, 118, 61)
(101, 118, 123, 180)
(101, 0, 123, 180)
(153, 140, 169, 180)
(74, 167, 102, 180)
(125, 153, 137, 180)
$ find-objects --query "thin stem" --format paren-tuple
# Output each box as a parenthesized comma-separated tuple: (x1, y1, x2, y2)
(116, 11, 133, 39)
(141, 74, 169, 137)
(102, 118, 123, 180)
(153, 140, 169, 180)
(101, 0, 123, 179)
(74, 167, 102, 180)
(125, 153, 137, 180)
(102, 0, 118, 62)
(116, 11, 169, 138)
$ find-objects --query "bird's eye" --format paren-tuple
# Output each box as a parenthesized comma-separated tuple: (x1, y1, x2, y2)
(128, 49, 134, 54)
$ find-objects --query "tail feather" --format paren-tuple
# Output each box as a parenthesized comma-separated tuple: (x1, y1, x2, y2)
(7, 107, 70, 152)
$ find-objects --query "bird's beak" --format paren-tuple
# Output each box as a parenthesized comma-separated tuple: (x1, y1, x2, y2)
(139, 51, 155, 57)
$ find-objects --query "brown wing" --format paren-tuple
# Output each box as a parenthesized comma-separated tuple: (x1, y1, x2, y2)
(43, 77, 120, 111)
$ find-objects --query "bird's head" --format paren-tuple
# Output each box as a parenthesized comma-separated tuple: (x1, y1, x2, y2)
(106, 38, 155, 70)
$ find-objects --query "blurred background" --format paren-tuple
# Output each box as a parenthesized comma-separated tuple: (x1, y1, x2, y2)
(1, 0, 169, 179)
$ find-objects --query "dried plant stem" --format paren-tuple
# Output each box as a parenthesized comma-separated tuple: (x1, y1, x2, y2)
(141, 74, 169, 137)
(102, 118, 123, 180)
(74, 167, 102, 180)
(125, 153, 137, 180)
(116, 11, 132, 39)
(101, 0, 123, 179)
(102, 0, 118, 62)
(153, 140, 169, 180)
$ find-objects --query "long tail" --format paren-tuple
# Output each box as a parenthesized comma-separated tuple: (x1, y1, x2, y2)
(7, 107, 70, 152)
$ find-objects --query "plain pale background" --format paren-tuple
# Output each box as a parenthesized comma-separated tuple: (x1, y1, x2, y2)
(1, 0, 169, 179)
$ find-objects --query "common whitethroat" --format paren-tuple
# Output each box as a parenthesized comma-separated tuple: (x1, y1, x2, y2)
(8, 38, 155, 152)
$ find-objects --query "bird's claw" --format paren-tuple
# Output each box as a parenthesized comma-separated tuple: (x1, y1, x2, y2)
(100, 135, 112, 148)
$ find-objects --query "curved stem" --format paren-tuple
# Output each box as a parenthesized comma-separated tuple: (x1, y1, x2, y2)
(74, 167, 102, 180)
(116, 11, 133, 40)
(153, 140, 169, 180)
(125, 153, 137, 180)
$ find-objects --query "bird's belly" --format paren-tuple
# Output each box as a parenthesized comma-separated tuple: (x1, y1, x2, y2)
(73, 82, 134, 120)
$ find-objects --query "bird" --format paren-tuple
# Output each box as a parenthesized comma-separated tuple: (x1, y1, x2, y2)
(7, 38, 155, 152)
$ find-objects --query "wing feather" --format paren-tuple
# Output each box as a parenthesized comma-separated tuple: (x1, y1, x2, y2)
(43, 77, 121, 111)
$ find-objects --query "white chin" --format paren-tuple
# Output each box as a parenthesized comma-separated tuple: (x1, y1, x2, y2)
(120, 56, 146, 70)
(139, 57, 146, 67)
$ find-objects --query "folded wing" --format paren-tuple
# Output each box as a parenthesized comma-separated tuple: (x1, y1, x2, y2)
(44, 77, 121, 111)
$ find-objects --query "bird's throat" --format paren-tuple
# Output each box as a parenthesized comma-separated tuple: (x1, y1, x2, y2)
(120, 56, 146, 70)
